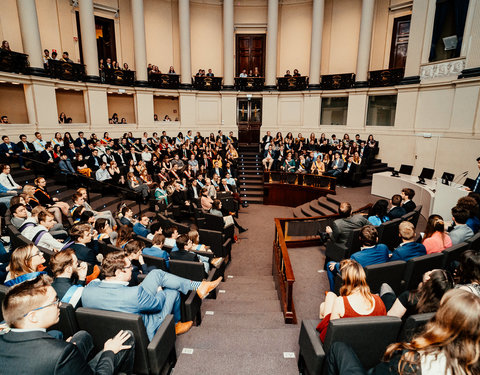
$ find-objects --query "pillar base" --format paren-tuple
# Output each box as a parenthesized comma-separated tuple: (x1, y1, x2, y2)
(264, 85, 277, 91)
(459, 67, 480, 79)
(29, 67, 48, 77)
(399, 75, 420, 85)
(222, 85, 235, 91)
(354, 81, 368, 88)
(308, 84, 322, 90)
(135, 80, 149, 87)
(179, 83, 193, 89)
(84, 75, 101, 83)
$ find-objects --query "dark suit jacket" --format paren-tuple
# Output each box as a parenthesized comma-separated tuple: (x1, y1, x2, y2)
(87, 155, 102, 171)
(391, 242, 426, 261)
(51, 277, 85, 300)
(74, 137, 87, 148)
(389, 206, 407, 219)
(0, 330, 115, 375)
(329, 214, 370, 245)
(402, 200, 416, 213)
(70, 243, 99, 265)
(170, 249, 199, 263)
(16, 141, 35, 153)
(0, 142, 17, 155)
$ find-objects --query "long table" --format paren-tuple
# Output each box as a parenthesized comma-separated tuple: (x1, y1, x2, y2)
(371, 171, 468, 219)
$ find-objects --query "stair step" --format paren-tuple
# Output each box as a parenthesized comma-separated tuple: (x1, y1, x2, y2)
(242, 196, 263, 204)
(239, 184, 263, 190)
(309, 202, 327, 216)
(209, 289, 279, 302)
(198, 311, 286, 329)
(300, 204, 317, 217)
(326, 196, 341, 206)
(173, 349, 299, 375)
(317, 198, 339, 213)
(293, 207, 303, 217)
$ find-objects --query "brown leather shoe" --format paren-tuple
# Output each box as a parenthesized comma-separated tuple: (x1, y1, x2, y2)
(211, 257, 224, 268)
(175, 321, 193, 335)
(196, 277, 223, 299)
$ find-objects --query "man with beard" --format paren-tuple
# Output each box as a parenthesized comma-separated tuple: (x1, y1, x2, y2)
(50, 249, 88, 306)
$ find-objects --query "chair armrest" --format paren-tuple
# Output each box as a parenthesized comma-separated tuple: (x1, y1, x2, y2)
(147, 314, 176, 375)
(298, 320, 326, 375)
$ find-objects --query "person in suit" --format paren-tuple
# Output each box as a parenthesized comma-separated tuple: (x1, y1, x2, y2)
(401, 187, 416, 213)
(50, 249, 87, 305)
(391, 221, 426, 261)
(326, 225, 390, 291)
(69, 223, 100, 266)
(58, 153, 76, 174)
(81, 251, 222, 340)
(169, 234, 199, 262)
(39, 142, 55, 164)
(471, 156, 480, 193)
(325, 152, 344, 177)
(448, 205, 474, 245)
(0, 274, 135, 375)
(142, 233, 170, 268)
(74, 131, 88, 149)
(0, 135, 18, 164)
(133, 215, 153, 239)
(187, 178, 200, 201)
(388, 194, 407, 219)
(325, 202, 370, 247)
(87, 149, 102, 171)
(16, 134, 34, 169)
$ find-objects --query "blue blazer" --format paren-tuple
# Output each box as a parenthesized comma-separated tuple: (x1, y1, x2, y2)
(391, 242, 426, 261)
(133, 223, 150, 238)
(350, 244, 390, 267)
(82, 279, 167, 341)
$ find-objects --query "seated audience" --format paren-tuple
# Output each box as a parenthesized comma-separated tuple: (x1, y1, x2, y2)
(119, 206, 137, 227)
(456, 196, 480, 233)
(367, 199, 389, 225)
(326, 225, 389, 291)
(401, 187, 416, 213)
(449, 205, 474, 245)
(81, 251, 222, 339)
(142, 233, 170, 267)
(69, 223, 99, 265)
(95, 161, 112, 182)
(381, 269, 453, 319)
(0, 274, 135, 374)
(50, 249, 87, 305)
(124, 240, 155, 285)
(421, 214, 452, 254)
(390, 221, 426, 261)
(21, 210, 65, 252)
(318, 259, 386, 342)
(325, 289, 480, 375)
(95, 217, 117, 245)
(388, 194, 406, 219)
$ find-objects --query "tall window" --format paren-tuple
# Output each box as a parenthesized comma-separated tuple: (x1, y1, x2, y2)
(366, 95, 397, 126)
(429, 0, 470, 62)
(320, 97, 348, 125)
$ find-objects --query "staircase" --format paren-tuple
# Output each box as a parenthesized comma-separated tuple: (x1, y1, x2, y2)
(358, 158, 392, 186)
(237, 144, 264, 205)
(293, 196, 340, 218)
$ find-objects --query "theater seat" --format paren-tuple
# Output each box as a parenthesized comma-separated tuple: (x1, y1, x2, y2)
(364, 260, 406, 294)
(401, 252, 445, 292)
(50, 303, 80, 338)
(298, 316, 402, 375)
(376, 218, 402, 250)
(442, 241, 469, 269)
(466, 231, 480, 250)
(397, 312, 435, 342)
(75, 308, 176, 375)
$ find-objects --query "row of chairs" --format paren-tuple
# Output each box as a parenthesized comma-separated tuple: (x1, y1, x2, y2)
(326, 205, 422, 262)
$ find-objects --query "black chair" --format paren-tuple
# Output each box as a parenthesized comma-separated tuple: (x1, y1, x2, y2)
(401, 252, 445, 292)
(365, 260, 407, 295)
(298, 316, 402, 375)
(325, 229, 359, 263)
(397, 312, 435, 342)
(410, 205, 422, 229)
(204, 213, 235, 241)
(0, 284, 8, 321)
(75, 308, 176, 375)
(199, 228, 232, 261)
(442, 241, 469, 269)
(466, 231, 480, 250)
(377, 218, 402, 250)
(401, 210, 415, 224)
(143, 254, 167, 271)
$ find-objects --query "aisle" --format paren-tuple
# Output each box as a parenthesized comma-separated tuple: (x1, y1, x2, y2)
(173, 205, 301, 375)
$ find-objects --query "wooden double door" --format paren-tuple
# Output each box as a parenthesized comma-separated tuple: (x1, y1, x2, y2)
(235, 34, 266, 77)
(237, 98, 262, 144)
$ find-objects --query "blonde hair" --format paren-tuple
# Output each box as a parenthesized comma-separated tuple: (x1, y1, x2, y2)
(23, 185, 36, 198)
(9, 244, 39, 279)
(339, 259, 374, 309)
(188, 230, 200, 244)
(399, 221, 415, 241)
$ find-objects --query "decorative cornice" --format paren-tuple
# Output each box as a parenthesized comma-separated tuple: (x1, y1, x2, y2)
(420, 59, 466, 81)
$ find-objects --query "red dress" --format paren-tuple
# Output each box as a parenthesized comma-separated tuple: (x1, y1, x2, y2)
(316, 294, 386, 342)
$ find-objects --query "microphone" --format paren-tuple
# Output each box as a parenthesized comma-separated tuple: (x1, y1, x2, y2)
(453, 171, 468, 184)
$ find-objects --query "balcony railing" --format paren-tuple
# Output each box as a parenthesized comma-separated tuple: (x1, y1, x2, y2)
(0, 49, 29, 74)
(148, 73, 180, 89)
(368, 68, 404, 87)
(234, 77, 265, 91)
(277, 76, 309, 91)
(193, 76, 223, 91)
(102, 68, 136, 86)
(320, 73, 356, 90)
(47, 60, 85, 82)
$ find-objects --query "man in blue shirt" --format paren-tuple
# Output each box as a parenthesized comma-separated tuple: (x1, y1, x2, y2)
(391, 221, 426, 261)
(326, 225, 389, 291)
(143, 233, 170, 269)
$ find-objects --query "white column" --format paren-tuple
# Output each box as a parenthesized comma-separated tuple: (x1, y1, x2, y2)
(355, 0, 375, 85)
(309, 0, 325, 87)
(179, 0, 192, 86)
(223, 0, 234, 88)
(131, 0, 148, 83)
(16, 0, 44, 72)
(79, 0, 100, 80)
(265, 0, 279, 88)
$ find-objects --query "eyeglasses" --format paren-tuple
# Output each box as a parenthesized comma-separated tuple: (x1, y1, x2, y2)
(122, 264, 133, 272)
(27, 251, 42, 260)
(23, 298, 60, 317)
